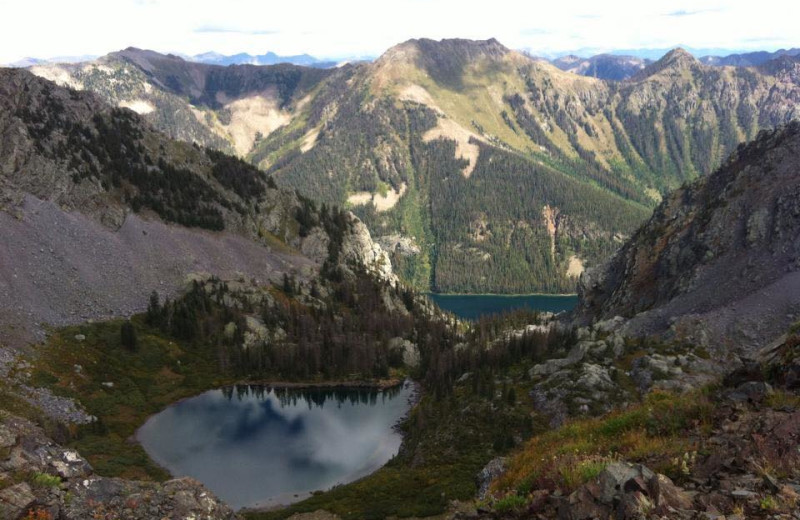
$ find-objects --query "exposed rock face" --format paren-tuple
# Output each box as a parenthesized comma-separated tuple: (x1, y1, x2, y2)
(477, 457, 506, 500)
(575, 122, 800, 355)
(377, 234, 421, 257)
(339, 218, 398, 285)
(0, 412, 237, 519)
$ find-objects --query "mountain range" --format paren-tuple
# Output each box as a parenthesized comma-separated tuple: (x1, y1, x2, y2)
(189, 51, 338, 68)
(23, 38, 800, 294)
(544, 48, 800, 82)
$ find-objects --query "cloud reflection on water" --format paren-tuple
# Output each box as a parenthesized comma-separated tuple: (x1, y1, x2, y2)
(137, 384, 412, 509)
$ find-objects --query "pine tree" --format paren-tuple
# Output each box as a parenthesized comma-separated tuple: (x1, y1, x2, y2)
(121, 321, 138, 352)
(146, 291, 161, 327)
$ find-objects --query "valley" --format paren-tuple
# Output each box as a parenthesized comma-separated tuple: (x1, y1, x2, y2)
(1, 32, 800, 520)
(27, 39, 800, 294)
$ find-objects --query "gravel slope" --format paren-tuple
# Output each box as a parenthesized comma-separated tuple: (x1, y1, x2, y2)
(0, 195, 315, 348)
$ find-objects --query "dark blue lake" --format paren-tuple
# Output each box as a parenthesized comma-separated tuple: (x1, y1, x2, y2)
(137, 383, 414, 510)
(428, 293, 578, 320)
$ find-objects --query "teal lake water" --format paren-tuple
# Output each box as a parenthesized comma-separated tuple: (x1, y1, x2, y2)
(137, 383, 414, 509)
(428, 293, 578, 320)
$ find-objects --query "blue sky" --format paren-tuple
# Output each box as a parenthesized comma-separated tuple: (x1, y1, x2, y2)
(1, 0, 798, 63)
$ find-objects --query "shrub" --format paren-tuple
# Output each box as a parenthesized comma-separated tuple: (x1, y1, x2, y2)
(30, 472, 61, 488)
(22, 508, 53, 520)
(493, 494, 527, 513)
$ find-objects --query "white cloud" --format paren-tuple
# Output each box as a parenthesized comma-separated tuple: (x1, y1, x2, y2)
(1, 0, 799, 64)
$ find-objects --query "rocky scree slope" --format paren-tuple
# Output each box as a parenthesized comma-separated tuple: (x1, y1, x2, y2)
(576, 121, 800, 355)
(478, 327, 800, 520)
(0, 68, 395, 347)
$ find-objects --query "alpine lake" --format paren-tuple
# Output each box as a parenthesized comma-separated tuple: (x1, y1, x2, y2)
(136, 294, 577, 509)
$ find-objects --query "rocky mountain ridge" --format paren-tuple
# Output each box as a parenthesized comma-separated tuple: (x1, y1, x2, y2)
(576, 121, 800, 355)
(0, 68, 396, 347)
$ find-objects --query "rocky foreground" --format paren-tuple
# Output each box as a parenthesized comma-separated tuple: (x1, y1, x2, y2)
(0, 412, 237, 519)
(468, 330, 800, 520)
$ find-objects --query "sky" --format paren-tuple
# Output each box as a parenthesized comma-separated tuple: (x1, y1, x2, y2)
(1, 0, 799, 64)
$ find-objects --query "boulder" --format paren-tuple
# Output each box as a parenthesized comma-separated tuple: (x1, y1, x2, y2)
(648, 473, 693, 512)
(558, 484, 611, 520)
(597, 463, 655, 504)
(0, 483, 36, 519)
(476, 457, 506, 500)
(729, 381, 773, 403)
(561, 463, 693, 520)
(388, 338, 419, 368)
(0, 424, 16, 449)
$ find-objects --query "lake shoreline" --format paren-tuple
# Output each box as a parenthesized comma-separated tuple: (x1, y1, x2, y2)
(428, 293, 579, 320)
(233, 377, 405, 390)
(133, 377, 407, 446)
(427, 292, 578, 297)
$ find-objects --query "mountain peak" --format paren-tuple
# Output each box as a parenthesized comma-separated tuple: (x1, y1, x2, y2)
(633, 47, 699, 79)
(652, 47, 700, 71)
(409, 37, 509, 58)
(660, 47, 697, 64)
(375, 37, 510, 88)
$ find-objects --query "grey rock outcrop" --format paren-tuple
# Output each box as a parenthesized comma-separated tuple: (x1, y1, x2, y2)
(559, 463, 693, 520)
(477, 457, 506, 500)
(575, 122, 800, 357)
(0, 412, 237, 519)
(339, 218, 398, 285)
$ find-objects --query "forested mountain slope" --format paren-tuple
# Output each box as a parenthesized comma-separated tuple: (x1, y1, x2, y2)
(29, 39, 800, 293)
(0, 68, 394, 347)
